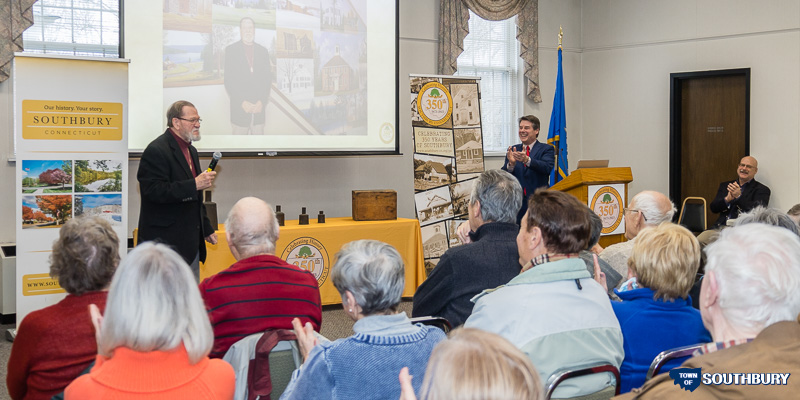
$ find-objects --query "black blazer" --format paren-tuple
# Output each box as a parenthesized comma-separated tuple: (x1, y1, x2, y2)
(709, 178, 771, 229)
(137, 130, 214, 263)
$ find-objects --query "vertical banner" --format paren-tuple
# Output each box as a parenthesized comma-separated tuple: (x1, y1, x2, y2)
(14, 56, 129, 325)
(410, 75, 485, 277)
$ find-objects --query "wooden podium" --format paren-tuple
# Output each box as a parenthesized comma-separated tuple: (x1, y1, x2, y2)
(551, 167, 633, 248)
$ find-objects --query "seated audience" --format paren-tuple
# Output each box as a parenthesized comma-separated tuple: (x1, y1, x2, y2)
(7, 216, 119, 400)
(610, 223, 711, 393)
(465, 189, 623, 399)
(64, 243, 235, 399)
(282, 240, 446, 400)
(199, 196, 322, 358)
(412, 169, 522, 327)
(580, 210, 623, 294)
(399, 328, 542, 400)
(616, 224, 800, 398)
(600, 191, 676, 280)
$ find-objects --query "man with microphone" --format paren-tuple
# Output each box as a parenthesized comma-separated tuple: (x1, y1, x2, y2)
(137, 100, 218, 281)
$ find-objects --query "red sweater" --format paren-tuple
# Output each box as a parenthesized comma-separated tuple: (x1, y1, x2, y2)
(64, 345, 234, 399)
(199, 254, 322, 358)
(7, 291, 107, 400)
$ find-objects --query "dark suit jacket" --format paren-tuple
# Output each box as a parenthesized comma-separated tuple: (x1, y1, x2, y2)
(224, 41, 271, 126)
(709, 178, 771, 228)
(502, 140, 555, 222)
(137, 130, 214, 264)
(412, 222, 521, 327)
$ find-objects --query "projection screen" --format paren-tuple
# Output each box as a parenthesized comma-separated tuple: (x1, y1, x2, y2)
(126, 0, 398, 156)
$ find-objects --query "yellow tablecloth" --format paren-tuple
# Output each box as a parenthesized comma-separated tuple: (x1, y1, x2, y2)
(200, 217, 425, 305)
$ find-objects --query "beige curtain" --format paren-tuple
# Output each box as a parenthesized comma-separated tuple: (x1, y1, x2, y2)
(438, 0, 541, 103)
(0, 0, 36, 83)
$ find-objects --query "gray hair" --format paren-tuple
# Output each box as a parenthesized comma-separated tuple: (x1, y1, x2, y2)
(98, 242, 213, 364)
(632, 191, 676, 226)
(705, 224, 800, 335)
(587, 209, 603, 248)
(331, 240, 405, 315)
(166, 100, 195, 128)
(787, 204, 800, 217)
(225, 197, 280, 258)
(469, 169, 522, 224)
(735, 206, 800, 236)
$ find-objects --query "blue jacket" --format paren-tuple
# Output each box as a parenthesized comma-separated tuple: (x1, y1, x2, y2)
(612, 287, 711, 393)
(502, 141, 555, 221)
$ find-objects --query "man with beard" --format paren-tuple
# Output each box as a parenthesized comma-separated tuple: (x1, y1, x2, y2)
(137, 100, 218, 281)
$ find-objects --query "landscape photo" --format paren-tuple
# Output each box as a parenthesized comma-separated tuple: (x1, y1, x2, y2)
(74, 160, 123, 193)
(22, 195, 72, 229)
(21, 160, 73, 194)
(75, 194, 123, 226)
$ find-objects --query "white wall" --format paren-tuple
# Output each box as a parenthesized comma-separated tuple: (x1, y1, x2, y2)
(581, 0, 800, 210)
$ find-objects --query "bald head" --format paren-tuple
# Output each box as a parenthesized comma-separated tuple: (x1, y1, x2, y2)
(626, 191, 676, 239)
(225, 197, 280, 260)
(737, 156, 758, 184)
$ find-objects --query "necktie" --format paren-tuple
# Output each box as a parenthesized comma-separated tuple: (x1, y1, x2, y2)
(525, 145, 530, 156)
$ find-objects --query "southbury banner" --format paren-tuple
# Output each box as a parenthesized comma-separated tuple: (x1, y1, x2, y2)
(410, 74, 485, 277)
(14, 55, 129, 325)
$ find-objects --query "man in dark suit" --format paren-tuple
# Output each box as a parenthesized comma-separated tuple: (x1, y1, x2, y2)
(502, 115, 555, 223)
(709, 156, 771, 229)
(137, 100, 218, 281)
(412, 169, 522, 327)
(224, 17, 271, 135)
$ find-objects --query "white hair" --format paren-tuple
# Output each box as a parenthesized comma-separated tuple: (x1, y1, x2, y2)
(225, 197, 280, 258)
(331, 240, 405, 315)
(705, 224, 800, 334)
(632, 191, 676, 226)
(98, 242, 213, 364)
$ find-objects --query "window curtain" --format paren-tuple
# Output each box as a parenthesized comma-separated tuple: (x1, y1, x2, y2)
(438, 0, 541, 103)
(0, 0, 36, 83)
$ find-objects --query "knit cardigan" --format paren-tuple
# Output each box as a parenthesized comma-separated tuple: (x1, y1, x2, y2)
(280, 313, 446, 400)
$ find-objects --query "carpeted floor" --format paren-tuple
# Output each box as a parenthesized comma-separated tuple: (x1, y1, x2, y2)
(0, 300, 414, 400)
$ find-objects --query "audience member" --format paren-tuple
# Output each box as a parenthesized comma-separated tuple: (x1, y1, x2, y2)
(787, 203, 800, 227)
(616, 224, 800, 398)
(735, 206, 800, 236)
(465, 189, 623, 399)
(399, 328, 542, 400)
(580, 210, 623, 294)
(7, 217, 119, 400)
(412, 169, 522, 327)
(709, 156, 771, 229)
(64, 243, 235, 399)
(610, 223, 711, 393)
(199, 196, 322, 358)
(282, 240, 446, 400)
(600, 191, 676, 280)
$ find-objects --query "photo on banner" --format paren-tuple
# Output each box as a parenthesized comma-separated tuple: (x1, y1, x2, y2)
(410, 74, 485, 272)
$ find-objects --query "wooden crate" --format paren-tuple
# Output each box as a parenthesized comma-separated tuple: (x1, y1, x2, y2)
(352, 190, 397, 221)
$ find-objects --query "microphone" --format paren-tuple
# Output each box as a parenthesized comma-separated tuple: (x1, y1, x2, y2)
(207, 151, 222, 172)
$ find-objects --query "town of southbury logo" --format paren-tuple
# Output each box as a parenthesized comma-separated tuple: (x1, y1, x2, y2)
(416, 81, 453, 126)
(282, 237, 330, 287)
(590, 186, 623, 234)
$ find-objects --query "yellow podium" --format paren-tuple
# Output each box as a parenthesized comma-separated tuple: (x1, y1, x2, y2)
(200, 217, 425, 305)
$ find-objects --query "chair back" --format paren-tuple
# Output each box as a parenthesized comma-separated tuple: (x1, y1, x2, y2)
(409, 316, 453, 333)
(679, 197, 707, 233)
(545, 362, 620, 400)
(223, 329, 302, 400)
(645, 343, 704, 381)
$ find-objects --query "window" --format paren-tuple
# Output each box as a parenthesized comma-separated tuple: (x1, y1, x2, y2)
(456, 10, 519, 154)
(23, 0, 121, 58)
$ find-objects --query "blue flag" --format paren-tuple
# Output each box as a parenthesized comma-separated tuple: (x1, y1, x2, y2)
(547, 47, 567, 186)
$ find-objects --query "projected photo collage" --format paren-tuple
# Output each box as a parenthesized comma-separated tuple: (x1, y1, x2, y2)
(163, 0, 369, 136)
(21, 160, 123, 229)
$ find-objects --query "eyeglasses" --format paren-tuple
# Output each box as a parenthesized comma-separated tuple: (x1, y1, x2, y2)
(623, 208, 648, 222)
(176, 117, 202, 124)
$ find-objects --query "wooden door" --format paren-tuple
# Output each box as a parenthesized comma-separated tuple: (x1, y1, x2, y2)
(670, 70, 749, 228)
